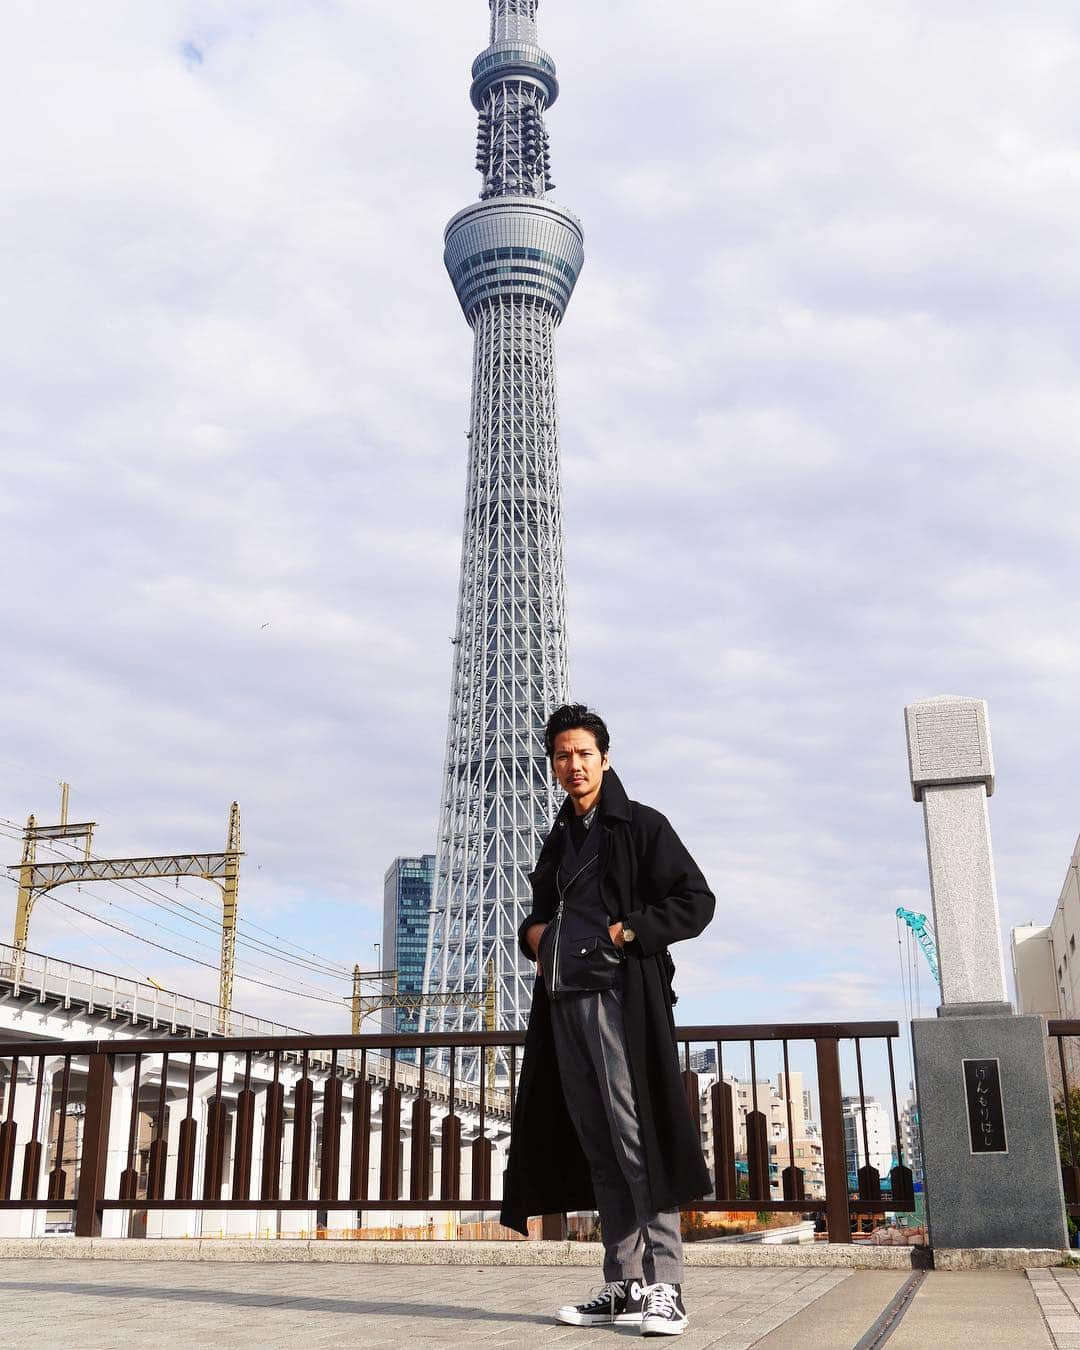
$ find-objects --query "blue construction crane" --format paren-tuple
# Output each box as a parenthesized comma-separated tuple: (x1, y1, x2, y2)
(896, 908, 941, 986)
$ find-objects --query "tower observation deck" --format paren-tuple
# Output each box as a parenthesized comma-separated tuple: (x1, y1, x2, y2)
(423, 0, 584, 1049)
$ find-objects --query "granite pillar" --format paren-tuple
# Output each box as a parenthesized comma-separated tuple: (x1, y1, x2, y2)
(905, 696, 1067, 1251)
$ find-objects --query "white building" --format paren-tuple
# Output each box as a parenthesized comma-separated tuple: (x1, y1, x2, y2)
(1011, 833, 1080, 1093)
(1012, 835, 1080, 1019)
(841, 1095, 893, 1180)
(899, 1095, 923, 1189)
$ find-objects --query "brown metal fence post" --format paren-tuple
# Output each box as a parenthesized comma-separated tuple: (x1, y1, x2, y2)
(47, 1056, 73, 1201)
(0, 1056, 18, 1200)
(379, 1087, 402, 1202)
(409, 1097, 432, 1202)
(233, 1052, 255, 1202)
(21, 1058, 46, 1203)
(683, 1068, 701, 1136)
(816, 1037, 851, 1243)
(261, 1056, 285, 1203)
(541, 1212, 568, 1240)
(440, 1112, 461, 1201)
(440, 1048, 460, 1204)
(746, 1110, 770, 1202)
(75, 1052, 114, 1238)
(712, 1080, 737, 1201)
(207, 1055, 228, 1201)
(290, 1058, 314, 1202)
(175, 1054, 198, 1201)
(146, 1053, 169, 1202)
(118, 1054, 143, 1201)
(349, 1072, 371, 1204)
(319, 1056, 343, 1205)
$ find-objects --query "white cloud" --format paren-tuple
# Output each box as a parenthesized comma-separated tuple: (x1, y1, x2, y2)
(1, 0, 1079, 1038)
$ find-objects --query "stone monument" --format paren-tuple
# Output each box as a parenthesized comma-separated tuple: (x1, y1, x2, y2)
(906, 696, 1067, 1250)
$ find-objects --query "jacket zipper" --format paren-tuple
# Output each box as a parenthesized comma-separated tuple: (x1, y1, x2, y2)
(551, 854, 598, 996)
(550, 900, 565, 994)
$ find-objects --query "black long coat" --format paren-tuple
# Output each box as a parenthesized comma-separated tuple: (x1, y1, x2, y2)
(499, 768, 716, 1235)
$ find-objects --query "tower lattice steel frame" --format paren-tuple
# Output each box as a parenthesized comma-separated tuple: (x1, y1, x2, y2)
(422, 0, 584, 1048)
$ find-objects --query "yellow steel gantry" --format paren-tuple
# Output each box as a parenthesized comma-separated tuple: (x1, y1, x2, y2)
(13, 806, 95, 964)
(348, 965, 486, 1034)
(219, 802, 241, 1024)
(349, 958, 500, 1091)
(8, 796, 243, 1028)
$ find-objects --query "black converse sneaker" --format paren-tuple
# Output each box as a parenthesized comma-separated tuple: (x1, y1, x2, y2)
(640, 1283, 688, 1337)
(555, 1279, 646, 1326)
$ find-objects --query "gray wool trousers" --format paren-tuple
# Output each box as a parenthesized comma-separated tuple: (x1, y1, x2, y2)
(549, 985, 684, 1286)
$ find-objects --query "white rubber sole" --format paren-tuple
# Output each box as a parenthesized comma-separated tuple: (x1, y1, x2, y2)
(555, 1309, 606, 1326)
(641, 1315, 689, 1336)
(554, 1309, 644, 1327)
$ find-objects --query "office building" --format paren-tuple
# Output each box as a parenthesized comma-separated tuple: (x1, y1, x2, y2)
(383, 855, 436, 1036)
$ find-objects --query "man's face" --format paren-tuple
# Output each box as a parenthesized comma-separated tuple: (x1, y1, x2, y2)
(551, 728, 609, 807)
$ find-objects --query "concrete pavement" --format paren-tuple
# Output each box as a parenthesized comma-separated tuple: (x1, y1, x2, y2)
(0, 1258, 1072, 1349)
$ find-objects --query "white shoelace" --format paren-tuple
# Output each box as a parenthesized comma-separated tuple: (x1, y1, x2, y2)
(642, 1284, 679, 1318)
(580, 1281, 625, 1311)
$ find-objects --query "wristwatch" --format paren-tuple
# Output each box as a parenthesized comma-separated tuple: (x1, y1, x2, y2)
(622, 924, 636, 943)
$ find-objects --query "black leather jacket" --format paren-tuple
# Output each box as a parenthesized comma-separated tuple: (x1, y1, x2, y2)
(538, 823, 623, 998)
(520, 768, 715, 1005)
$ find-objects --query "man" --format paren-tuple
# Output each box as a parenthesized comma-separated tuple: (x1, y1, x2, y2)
(500, 704, 715, 1338)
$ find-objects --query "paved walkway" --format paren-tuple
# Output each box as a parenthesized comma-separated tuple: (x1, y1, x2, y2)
(0, 1260, 1069, 1348)
(1029, 1269, 1080, 1349)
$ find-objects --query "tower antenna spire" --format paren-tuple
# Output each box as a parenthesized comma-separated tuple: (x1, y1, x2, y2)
(472, 0, 559, 200)
(489, 0, 540, 44)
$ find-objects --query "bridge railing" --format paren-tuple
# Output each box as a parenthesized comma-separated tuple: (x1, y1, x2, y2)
(0, 943, 307, 1040)
(0, 1021, 911, 1242)
(1045, 1021, 1080, 1216)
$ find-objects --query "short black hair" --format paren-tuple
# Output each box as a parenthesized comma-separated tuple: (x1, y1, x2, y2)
(544, 703, 610, 760)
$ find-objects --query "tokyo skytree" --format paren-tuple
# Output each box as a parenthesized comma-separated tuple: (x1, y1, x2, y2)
(422, 0, 584, 1043)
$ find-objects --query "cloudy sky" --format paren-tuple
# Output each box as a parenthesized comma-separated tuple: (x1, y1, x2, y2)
(3, 0, 1080, 1090)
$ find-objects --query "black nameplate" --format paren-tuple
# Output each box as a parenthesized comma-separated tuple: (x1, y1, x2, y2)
(963, 1058, 1007, 1154)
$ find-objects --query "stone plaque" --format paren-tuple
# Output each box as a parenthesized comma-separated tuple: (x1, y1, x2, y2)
(905, 696, 995, 800)
(963, 1058, 1007, 1154)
